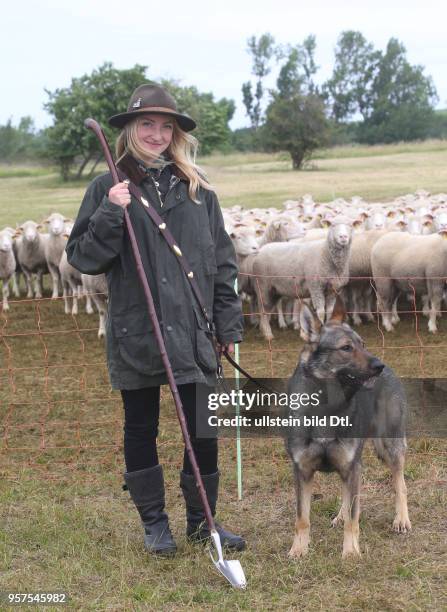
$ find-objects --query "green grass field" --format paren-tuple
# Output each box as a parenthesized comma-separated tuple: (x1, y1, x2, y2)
(1, 143, 446, 610)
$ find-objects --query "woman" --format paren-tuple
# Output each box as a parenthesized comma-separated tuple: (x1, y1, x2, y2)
(66, 83, 245, 556)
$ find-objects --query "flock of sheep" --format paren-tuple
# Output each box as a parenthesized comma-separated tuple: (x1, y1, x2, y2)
(223, 189, 447, 339)
(2, 188, 447, 341)
(0, 214, 108, 337)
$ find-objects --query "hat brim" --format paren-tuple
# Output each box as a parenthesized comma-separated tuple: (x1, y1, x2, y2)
(108, 107, 196, 132)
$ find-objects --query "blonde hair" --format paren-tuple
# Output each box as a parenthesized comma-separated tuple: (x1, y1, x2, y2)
(115, 115, 213, 202)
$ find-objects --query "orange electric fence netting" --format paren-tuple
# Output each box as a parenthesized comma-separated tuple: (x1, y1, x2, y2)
(1, 273, 446, 483)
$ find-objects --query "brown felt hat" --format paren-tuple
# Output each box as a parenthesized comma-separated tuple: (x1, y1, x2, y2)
(108, 83, 196, 131)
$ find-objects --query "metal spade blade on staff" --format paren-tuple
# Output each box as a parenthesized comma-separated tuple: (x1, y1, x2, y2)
(84, 118, 247, 590)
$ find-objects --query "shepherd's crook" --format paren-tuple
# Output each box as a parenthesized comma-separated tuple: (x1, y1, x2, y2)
(84, 118, 246, 589)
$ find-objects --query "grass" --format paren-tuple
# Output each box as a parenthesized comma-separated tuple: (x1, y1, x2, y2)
(1, 144, 447, 610)
(2, 139, 447, 227)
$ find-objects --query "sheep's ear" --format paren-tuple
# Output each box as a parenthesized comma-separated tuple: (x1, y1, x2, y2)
(255, 229, 264, 236)
(300, 303, 322, 343)
(329, 294, 346, 324)
(352, 219, 363, 228)
(42, 218, 50, 224)
(229, 232, 236, 239)
(321, 218, 331, 228)
(36, 223, 43, 230)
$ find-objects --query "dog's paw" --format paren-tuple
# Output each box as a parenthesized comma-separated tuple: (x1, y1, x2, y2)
(288, 545, 308, 559)
(342, 548, 361, 559)
(393, 516, 412, 533)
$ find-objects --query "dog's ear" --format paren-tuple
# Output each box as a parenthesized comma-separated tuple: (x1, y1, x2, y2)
(329, 294, 346, 324)
(300, 303, 322, 343)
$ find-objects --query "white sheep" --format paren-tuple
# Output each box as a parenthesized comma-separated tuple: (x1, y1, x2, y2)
(371, 230, 447, 333)
(2, 227, 21, 297)
(15, 221, 48, 298)
(253, 216, 353, 340)
(81, 273, 108, 338)
(43, 213, 72, 299)
(0, 229, 17, 311)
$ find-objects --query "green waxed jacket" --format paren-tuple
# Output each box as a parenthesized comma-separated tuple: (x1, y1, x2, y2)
(66, 154, 243, 390)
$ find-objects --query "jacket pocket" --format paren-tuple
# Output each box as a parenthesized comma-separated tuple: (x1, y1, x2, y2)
(112, 312, 164, 376)
(193, 307, 218, 373)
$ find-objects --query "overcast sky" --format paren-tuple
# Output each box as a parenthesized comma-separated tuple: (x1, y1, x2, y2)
(1, 0, 446, 131)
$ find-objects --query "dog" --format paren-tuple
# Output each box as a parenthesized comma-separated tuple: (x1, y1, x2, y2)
(286, 295, 411, 558)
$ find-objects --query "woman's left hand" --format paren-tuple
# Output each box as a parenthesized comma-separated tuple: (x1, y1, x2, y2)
(218, 342, 235, 355)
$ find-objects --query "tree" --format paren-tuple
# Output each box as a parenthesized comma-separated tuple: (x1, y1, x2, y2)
(264, 93, 329, 169)
(323, 31, 381, 122)
(44, 62, 148, 180)
(276, 35, 319, 96)
(263, 39, 329, 169)
(323, 32, 438, 143)
(0, 116, 42, 161)
(358, 38, 438, 143)
(161, 80, 235, 155)
(242, 33, 276, 129)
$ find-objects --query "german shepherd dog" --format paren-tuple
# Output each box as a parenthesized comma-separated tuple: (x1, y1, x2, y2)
(286, 296, 411, 558)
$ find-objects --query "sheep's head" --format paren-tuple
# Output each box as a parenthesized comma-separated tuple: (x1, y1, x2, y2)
(19, 220, 41, 242)
(0, 230, 13, 253)
(229, 225, 259, 256)
(326, 216, 353, 247)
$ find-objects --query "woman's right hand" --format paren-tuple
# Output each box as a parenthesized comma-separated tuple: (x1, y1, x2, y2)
(108, 181, 131, 208)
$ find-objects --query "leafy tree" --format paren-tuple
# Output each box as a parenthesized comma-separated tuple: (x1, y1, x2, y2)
(323, 31, 381, 122)
(44, 62, 148, 180)
(242, 33, 276, 129)
(276, 35, 319, 96)
(263, 39, 329, 169)
(161, 80, 235, 155)
(0, 116, 43, 161)
(358, 38, 438, 143)
(324, 32, 438, 143)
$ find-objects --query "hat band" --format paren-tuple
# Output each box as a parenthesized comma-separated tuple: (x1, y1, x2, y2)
(127, 106, 178, 115)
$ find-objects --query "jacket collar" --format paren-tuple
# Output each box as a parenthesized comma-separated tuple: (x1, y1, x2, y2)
(117, 152, 188, 186)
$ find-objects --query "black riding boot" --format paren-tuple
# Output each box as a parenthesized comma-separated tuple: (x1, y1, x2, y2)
(124, 465, 177, 556)
(180, 470, 245, 551)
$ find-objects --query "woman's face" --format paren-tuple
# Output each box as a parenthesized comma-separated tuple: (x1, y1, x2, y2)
(135, 113, 174, 160)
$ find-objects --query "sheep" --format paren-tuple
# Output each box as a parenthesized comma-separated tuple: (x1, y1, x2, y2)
(344, 229, 390, 325)
(2, 227, 21, 297)
(258, 216, 307, 247)
(371, 230, 447, 333)
(81, 273, 108, 338)
(0, 229, 17, 311)
(253, 216, 353, 340)
(43, 213, 72, 299)
(15, 221, 48, 298)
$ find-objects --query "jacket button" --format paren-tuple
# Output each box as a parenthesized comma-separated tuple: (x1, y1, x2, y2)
(161, 277, 167, 283)
(121, 328, 127, 334)
(176, 194, 181, 200)
(166, 325, 173, 331)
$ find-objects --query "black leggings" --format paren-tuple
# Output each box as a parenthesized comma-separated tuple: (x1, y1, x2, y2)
(121, 383, 218, 475)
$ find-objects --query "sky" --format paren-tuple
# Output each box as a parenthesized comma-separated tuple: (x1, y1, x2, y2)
(1, 0, 446, 131)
